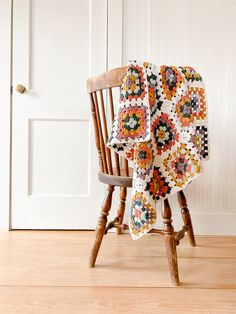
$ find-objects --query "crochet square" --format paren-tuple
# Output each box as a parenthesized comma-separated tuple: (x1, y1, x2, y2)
(160, 66, 184, 100)
(163, 144, 201, 188)
(129, 192, 156, 238)
(189, 87, 206, 121)
(116, 105, 148, 141)
(120, 64, 147, 101)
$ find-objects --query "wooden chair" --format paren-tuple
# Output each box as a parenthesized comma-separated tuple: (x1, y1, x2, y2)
(87, 66, 196, 286)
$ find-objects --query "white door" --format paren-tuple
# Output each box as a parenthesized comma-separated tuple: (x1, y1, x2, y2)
(11, 0, 107, 229)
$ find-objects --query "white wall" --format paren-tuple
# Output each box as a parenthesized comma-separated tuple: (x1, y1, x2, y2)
(0, 0, 235, 234)
(108, 0, 236, 234)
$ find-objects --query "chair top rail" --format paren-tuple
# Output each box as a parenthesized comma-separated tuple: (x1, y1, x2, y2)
(87, 66, 128, 93)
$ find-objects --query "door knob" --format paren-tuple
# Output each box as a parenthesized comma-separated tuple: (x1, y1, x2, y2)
(16, 84, 26, 94)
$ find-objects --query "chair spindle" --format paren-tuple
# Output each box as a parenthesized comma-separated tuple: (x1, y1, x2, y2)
(108, 87, 121, 176)
(89, 94, 104, 172)
(99, 90, 113, 175)
(93, 91, 108, 174)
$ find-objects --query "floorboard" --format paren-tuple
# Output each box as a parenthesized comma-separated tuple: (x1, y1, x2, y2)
(0, 231, 235, 313)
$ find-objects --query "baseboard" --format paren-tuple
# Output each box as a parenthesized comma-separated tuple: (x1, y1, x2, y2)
(176, 213, 236, 236)
(109, 213, 236, 236)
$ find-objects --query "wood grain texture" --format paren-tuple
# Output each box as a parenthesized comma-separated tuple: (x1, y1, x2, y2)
(89, 185, 114, 267)
(0, 231, 236, 312)
(0, 286, 235, 314)
(0, 231, 236, 313)
(116, 187, 127, 235)
(98, 171, 132, 187)
(177, 190, 196, 246)
(87, 66, 128, 93)
(162, 198, 179, 285)
(0, 231, 235, 287)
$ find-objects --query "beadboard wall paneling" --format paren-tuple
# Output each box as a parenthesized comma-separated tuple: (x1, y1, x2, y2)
(108, 0, 236, 234)
(122, 0, 236, 216)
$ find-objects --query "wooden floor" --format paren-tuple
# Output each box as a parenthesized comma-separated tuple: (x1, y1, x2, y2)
(0, 231, 236, 313)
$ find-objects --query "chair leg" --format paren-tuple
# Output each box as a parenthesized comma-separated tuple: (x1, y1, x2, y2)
(89, 185, 114, 267)
(116, 187, 127, 235)
(162, 198, 180, 286)
(177, 190, 196, 247)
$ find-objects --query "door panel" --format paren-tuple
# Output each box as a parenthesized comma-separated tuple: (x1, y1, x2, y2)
(11, 0, 107, 229)
(28, 119, 90, 196)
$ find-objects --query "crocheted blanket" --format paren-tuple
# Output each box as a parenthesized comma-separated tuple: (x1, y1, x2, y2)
(108, 60, 209, 240)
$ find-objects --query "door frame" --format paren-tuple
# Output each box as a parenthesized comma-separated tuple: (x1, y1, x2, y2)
(0, 0, 110, 231)
(0, 0, 12, 231)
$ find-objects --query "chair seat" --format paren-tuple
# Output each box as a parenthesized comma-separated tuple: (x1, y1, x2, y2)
(98, 168, 133, 187)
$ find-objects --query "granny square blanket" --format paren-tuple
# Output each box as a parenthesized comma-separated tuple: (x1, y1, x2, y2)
(108, 60, 209, 240)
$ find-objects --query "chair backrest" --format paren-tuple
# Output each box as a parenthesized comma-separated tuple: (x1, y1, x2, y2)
(87, 66, 130, 177)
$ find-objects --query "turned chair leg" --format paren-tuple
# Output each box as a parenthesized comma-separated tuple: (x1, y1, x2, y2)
(89, 185, 114, 267)
(162, 198, 180, 286)
(177, 190, 196, 247)
(116, 187, 127, 235)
